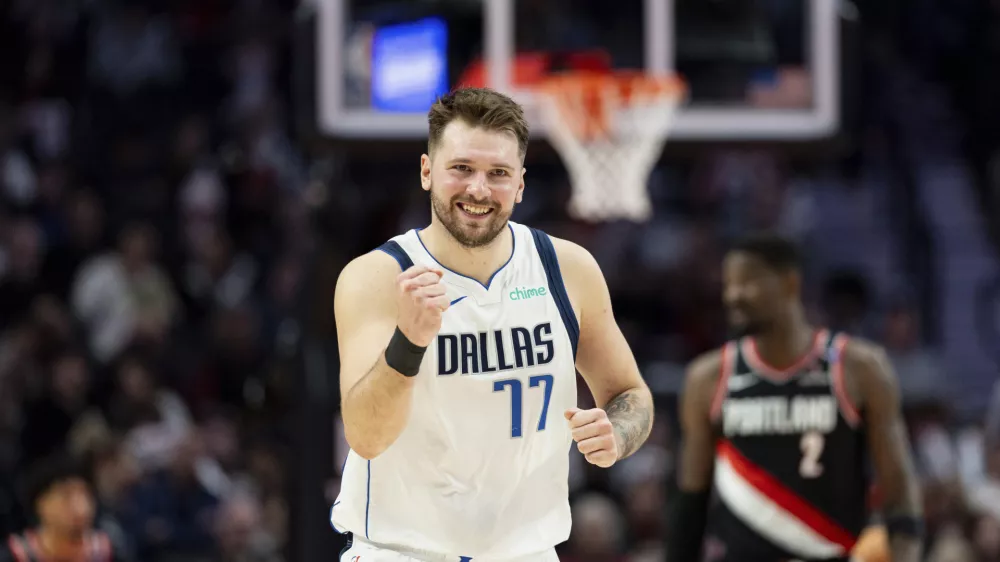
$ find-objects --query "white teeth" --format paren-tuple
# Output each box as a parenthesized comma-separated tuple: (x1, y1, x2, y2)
(461, 203, 490, 215)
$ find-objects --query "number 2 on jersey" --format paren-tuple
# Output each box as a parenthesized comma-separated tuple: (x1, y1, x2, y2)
(493, 374, 554, 438)
(799, 431, 825, 478)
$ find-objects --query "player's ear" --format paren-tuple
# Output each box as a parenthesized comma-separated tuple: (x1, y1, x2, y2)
(784, 269, 801, 298)
(515, 167, 526, 203)
(420, 154, 432, 191)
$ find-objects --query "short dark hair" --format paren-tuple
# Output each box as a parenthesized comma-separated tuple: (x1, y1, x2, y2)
(427, 88, 530, 159)
(730, 232, 802, 272)
(822, 270, 870, 308)
(21, 453, 91, 514)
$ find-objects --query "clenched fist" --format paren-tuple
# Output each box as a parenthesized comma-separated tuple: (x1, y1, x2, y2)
(565, 407, 619, 468)
(396, 265, 450, 347)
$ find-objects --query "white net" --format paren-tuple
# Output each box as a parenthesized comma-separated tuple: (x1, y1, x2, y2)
(536, 74, 684, 222)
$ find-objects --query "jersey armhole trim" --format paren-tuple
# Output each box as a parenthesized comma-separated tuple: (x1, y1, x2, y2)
(7, 536, 30, 562)
(529, 228, 580, 359)
(365, 459, 372, 539)
(831, 334, 862, 427)
(376, 240, 415, 272)
(338, 535, 354, 561)
(709, 342, 736, 422)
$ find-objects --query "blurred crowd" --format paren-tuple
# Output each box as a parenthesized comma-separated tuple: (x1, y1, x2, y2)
(0, 0, 302, 561)
(2, 0, 1000, 562)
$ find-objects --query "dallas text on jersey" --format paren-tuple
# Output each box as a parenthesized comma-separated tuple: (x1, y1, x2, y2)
(436, 322, 555, 376)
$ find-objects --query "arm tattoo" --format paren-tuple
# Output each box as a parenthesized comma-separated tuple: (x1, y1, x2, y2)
(604, 388, 654, 460)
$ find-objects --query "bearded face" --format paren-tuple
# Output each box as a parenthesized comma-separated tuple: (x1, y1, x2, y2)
(421, 120, 524, 248)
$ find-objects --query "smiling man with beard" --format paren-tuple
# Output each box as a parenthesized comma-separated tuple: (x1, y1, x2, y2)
(330, 88, 654, 561)
(667, 233, 924, 562)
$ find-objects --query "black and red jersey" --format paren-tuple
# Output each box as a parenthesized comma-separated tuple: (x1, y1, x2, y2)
(1, 530, 117, 562)
(706, 330, 869, 562)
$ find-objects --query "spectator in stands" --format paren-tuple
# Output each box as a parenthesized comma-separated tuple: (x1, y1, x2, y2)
(108, 355, 192, 473)
(561, 493, 628, 562)
(1, 453, 128, 562)
(117, 224, 179, 347)
(925, 524, 975, 562)
(972, 514, 1000, 562)
(126, 431, 219, 562)
(87, 439, 139, 558)
(882, 302, 946, 408)
(39, 190, 107, 301)
(214, 493, 284, 562)
(18, 349, 92, 468)
(0, 219, 47, 333)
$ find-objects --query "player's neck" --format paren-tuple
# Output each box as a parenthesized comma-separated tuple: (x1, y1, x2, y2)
(754, 315, 816, 369)
(35, 527, 87, 558)
(420, 222, 513, 286)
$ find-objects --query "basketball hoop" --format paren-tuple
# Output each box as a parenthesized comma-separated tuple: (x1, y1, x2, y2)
(533, 72, 687, 222)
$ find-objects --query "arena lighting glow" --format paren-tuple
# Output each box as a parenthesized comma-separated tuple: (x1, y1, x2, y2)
(370, 17, 449, 113)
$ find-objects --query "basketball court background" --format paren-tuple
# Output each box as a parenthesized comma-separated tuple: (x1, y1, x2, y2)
(288, 1, 1000, 559)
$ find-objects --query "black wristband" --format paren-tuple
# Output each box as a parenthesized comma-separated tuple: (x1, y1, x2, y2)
(886, 514, 925, 539)
(384, 327, 427, 377)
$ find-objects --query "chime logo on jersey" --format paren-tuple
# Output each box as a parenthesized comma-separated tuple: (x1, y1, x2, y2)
(509, 285, 548, 301)
(436, 322, 555, 375)
(722, 395, 838, 436)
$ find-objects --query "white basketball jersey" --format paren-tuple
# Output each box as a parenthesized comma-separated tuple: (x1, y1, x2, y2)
(331, 221, 579, 559)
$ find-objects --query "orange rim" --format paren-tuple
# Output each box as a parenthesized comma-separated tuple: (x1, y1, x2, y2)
(535, 71, 687, 140)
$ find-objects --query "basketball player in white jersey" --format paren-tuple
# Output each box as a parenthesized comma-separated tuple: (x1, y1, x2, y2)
(330, 88, 655, 561)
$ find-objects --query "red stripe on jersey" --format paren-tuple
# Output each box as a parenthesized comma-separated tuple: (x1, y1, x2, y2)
(830, 334, 861, 426)
(6, 537, 30, 562)
(717, 439, 858, 551)
(710, 343, 735, 421)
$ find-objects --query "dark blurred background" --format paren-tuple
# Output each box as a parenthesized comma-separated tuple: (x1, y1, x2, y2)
(0, 0, 998, 561)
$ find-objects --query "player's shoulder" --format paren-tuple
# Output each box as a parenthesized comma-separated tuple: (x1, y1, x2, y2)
(335, 248, 405, 304)
(837, 334, 892, 375)
(685, 346, 727, 388)
(538, 231, 601, 277)
(835, 334, 899, 404)
(679, 346, 728, 416)
(535, 232, 609, 314)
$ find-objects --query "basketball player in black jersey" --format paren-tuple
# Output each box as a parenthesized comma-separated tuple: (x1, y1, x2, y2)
(667, 233, 924, 562)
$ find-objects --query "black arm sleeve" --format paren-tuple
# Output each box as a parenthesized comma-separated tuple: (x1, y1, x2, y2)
(666, 490, 710, 562)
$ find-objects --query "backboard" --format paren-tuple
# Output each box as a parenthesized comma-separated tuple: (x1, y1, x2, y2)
(315, 0, 840, 141)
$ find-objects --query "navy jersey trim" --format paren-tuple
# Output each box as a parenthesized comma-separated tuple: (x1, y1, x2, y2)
(529, 228, 580, 359)
(330, 452, 350, 534)
(338, 534, 353, 561)
(415, 224, 516, 290)
(365, 460, 372, 539)
(377, 240, 414, 271)
(330, 501, 345, 534)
